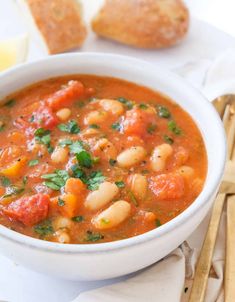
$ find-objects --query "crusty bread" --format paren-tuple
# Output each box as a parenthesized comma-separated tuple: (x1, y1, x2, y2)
(92, 0, 189, 49)
(17, 0, 87, 54)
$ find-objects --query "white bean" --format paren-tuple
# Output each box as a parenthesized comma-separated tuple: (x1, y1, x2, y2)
(85, 182, 119, 211)
(56, 108, 71, 121)
(53, 216, 72, 230)
(55, 229, 70, 244)
(100, 99, 124, 115)
(177, 166, 194, 180)
(117, 146, 146, 168)
(151, 143, 173, 172)
(92, 200, 131, 230)
(84, 110, 107, 125)
(129, 174, 147, 200)
(51, 146, 69, 164)
(81, 127, 101, 138)
(94, 138, 117, 160)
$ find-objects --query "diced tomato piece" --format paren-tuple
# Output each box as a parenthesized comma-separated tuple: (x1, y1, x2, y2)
(122, 108, 157, 137)
(149, 173, 185, 200)
(14, 102, 59, 133)
(3, 194, 49, 226)
(47, 80, 85, 110)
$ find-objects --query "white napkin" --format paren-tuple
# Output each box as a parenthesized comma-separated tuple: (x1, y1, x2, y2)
(72, 49, 235, 302)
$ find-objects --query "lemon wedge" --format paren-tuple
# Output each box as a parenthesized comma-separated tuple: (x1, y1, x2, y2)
(0, 34, 29, 72)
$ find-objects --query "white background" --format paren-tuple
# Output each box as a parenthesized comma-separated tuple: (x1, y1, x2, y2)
(0, 1, 235, 302)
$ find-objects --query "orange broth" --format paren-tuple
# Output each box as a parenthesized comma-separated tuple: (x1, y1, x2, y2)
(0, 75, 207, 244)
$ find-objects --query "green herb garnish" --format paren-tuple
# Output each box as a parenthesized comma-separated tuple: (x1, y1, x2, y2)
(0, 176, 11, 187)
(117, 97, 133, 109)
(42, 170, 69, 191)
(28, 159, 39, 167)
(85, 230, 104, 242)
(128, 190, 138, 206)
(72, 216, 84, 222)
(76, 151, 92, 168)
(58, 197, 65, 207)
(3, 186, 24, 198)
(89, 124, 100, 129)
(34, 219, 54, 238)
(109, 159, 117, 166)
(58, 120, 80, 134)
(115, 181, 125, 188)
(34, 128, 53, 153)
(157, 105, 171, 118)
(4, 99, 16, 108)
(29, 115, 35, 123)
(163, 135, 174, 144)
(23, 176, 28, 185)
(156, 219, 162, 227)
(111, 122, 121, 131)
(59, 139, 73, 147)
(0, 123, 5, 132)
(139, 103, 148, 110)
(168, 120, 182, 135)
(147, 123, 157, 134)
(71, 164, 87, 180)
(86, 171, 105, 191)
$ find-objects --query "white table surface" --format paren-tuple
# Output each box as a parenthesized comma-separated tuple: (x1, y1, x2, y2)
(0, 1, 235, 301)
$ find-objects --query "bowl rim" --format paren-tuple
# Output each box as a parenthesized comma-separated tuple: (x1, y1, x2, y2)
(0, 52, 226, 254)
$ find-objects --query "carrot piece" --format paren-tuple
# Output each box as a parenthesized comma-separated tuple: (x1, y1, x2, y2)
(53, 193, 80, 218)
(0, 156, 27, 178)
(64, 178, 86, 196)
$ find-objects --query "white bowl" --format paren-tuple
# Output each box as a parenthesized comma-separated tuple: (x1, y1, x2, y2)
(0, 53, 226, 281)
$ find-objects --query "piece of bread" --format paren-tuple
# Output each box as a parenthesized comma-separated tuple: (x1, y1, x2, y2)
(92, 0, 189, 49)
(17, 0, 87, 54)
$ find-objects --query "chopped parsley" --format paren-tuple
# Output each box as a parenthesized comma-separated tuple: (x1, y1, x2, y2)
(163, 135, 174, 145)
(147, 123, 157, 134)
(168, 120, 182, 135)
(85, 230, 104, 242)
(128, 190, 138, 206)
(59, 138, 73, 147)
(28, 159, 39, 167)
(72, 216, 84, 222)
(4, 99, 16, 108)
(115, 181, 125, 188)
(111, 122, 121, 131)
(2, 186, 24, 198)
(71, 165, 106, 191)
(139, 103, 148, 110)
(0, 124, 5, 132)
(29, 115, 35, 123)
(156, 219, 162, 227)
(1, 176, 11, 187)
(42, 170, 69, 191)
(109, 159, 117, 166)
(23, 176, 28, 185)
(101, 218, 110, 225)
(157, 105, 171, 118)
(117, 97, 133, 109)
(86, 171, 105, 191)
(76, 151, 92, 168)
(89, 124, 100, 129)
(58, 197, 65, 207)
(34, 128, 53, 153)
(69, 140, 84, 154)
(58, 120, 80, 134)
(71, 164, 87, 181)
(34, 220, 54, 238)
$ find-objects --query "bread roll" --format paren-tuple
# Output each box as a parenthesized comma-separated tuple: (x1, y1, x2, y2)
(17, 0, 87, 54)
(92, 0, 189, 48)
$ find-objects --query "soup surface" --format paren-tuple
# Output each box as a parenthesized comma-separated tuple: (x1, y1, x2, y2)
(0, 75, 207, 244)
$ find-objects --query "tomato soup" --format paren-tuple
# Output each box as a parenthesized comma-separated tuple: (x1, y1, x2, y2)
(0, 75, 207, 244)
